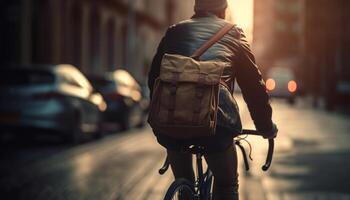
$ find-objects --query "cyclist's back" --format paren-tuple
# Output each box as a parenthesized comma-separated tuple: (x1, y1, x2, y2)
(148, 0, 277, 199)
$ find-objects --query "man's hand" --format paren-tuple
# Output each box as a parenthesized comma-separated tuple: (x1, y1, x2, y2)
(261, 123, 278, 139)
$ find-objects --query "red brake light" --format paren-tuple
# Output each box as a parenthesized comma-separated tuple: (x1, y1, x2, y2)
(288, 80, 297, 93)
(266, 78, 276, 91)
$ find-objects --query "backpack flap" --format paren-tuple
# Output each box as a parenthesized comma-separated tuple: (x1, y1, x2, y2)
(160, 54, 225, 84)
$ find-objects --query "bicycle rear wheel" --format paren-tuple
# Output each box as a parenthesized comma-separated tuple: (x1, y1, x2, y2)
(164, 178, 195, 200)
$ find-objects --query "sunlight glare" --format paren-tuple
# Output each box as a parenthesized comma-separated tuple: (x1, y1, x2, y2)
(228, 0, 254, 43)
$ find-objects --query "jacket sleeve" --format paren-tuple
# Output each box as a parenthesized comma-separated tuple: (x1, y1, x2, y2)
(235, 30, 273, 132)
(148, 35, 167, 98)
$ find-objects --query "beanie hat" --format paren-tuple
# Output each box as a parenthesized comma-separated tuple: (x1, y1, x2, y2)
(194, 0, 228, 13)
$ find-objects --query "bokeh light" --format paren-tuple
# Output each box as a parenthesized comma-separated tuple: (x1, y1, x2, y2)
(228, 0, 254, 43)
(288, 80, 297, 93)
(266, 78, 276, 91)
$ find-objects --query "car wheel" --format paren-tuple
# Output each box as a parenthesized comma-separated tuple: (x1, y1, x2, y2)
(288, 97, 295, 105)
(120, 110, 131, 131)
(120, 116, 130, 131)
(63, 112, 82, 144)
(136, 121, 145, 128)
(136, 113, 146, 128)
(93, 120, 104, 139)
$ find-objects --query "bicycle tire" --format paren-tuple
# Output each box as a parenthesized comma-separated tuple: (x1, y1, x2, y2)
(164, 178, 195, 200)
(203, 170, 213, 200)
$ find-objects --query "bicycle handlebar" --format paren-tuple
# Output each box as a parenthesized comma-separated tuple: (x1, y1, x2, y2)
(262, 139, 274, 171)
(158, 129, 275, 175)
(239, 129, 275, 171)
(159, 157, 169, 175)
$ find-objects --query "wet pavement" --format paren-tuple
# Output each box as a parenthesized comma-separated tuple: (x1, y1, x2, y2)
(1, 95, 350, 200)
(0, 129, 168, 200)
(239, 96, 350, 200)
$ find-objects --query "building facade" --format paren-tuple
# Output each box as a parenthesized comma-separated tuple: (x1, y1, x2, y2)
(253, 0, 350, 108)
(303, 0, 350, 108)
(1, 0, 194, 82)
(253, 0, 304, 73)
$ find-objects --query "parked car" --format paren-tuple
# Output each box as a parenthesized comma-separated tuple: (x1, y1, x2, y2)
(88, 69, 146, 131)
(0, 64, 106, 143)
(265, 66, 298, 104)
(139, 84, 150, 115)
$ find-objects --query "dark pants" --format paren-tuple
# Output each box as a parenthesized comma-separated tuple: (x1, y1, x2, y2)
(167, 142, 239, 200)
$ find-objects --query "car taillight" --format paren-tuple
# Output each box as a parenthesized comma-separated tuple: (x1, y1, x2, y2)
(33, 91, 64, 100)
(105, 92, 123, 101)
(266, 78, 276, 91)
(288, 80, 297, 93)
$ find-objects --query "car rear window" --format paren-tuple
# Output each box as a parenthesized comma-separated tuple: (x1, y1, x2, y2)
(89, 78, 116, 92)
(0, 69, 55, 86)
(268, 68, 294, 80)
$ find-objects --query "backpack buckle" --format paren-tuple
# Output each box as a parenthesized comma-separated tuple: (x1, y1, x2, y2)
(169, 84, 177, 95)
(195, 73, 206, 98)
(169, 72, 180, 95)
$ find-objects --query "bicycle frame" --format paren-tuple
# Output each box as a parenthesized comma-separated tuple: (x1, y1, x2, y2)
(159, 129, 275, 199)
(159, 146, 213, 200)
(194, 151, 211, 200)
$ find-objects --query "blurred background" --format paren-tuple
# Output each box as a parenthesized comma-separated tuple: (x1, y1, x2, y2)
(2, 0, 350, 109)
(0, 0, 350, 200)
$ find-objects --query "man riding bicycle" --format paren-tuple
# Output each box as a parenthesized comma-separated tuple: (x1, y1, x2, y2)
(148, 0, 278, 199)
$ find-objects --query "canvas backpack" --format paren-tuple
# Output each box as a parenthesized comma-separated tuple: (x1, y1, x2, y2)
(148, 23, 235, 139)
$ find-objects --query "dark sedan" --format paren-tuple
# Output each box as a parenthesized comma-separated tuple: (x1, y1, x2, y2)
(88, 69, 146, 131)
(0, 64, 106, 143)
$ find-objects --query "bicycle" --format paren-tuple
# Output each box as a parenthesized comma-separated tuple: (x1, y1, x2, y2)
(158, 129, 275, 200)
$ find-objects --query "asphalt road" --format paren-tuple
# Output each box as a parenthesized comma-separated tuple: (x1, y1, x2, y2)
(1, 95, 350, 200)
(239, 96, 350, 200)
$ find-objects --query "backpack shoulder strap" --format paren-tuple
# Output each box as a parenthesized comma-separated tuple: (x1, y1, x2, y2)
(191, 23, 235, 60)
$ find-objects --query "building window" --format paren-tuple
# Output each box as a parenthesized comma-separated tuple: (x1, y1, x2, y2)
(106, 19, 115, 70)
(89, 8, 100, 71)
(70, 2, 83, 68)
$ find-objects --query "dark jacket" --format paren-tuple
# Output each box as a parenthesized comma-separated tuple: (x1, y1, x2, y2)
(148, 14, 273, 132)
